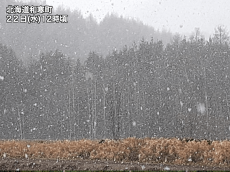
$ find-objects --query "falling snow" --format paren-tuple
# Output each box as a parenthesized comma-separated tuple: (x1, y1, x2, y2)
(180, 101, 183, 107)
(164, 166, 170, 171)
(197, 103, 205, 114)
(141, 165, 145, 170)
(0, 14, 230, 171)
(132, 121, 136, 126)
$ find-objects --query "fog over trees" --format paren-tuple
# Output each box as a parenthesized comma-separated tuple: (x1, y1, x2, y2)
(0, 0, 172, 64)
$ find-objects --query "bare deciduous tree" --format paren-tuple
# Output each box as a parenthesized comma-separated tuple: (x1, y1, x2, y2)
(213, 25, 229, 45)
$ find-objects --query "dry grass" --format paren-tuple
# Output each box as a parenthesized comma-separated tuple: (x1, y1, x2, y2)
(0, 137, 230, 167)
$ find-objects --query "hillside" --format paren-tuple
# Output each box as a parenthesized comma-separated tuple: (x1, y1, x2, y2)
(0, 0, 172, 64)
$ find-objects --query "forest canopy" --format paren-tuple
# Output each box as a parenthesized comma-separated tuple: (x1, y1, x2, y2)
(0, 34, 229, 140)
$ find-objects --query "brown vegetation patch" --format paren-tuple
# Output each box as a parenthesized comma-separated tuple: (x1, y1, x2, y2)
(0, 137, 230, 169)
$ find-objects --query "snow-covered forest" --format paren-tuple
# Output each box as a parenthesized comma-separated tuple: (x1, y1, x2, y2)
(0, 32, 230, 141)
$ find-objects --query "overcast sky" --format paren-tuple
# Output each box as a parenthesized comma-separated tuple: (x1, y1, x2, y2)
(46, 0, 230, 37)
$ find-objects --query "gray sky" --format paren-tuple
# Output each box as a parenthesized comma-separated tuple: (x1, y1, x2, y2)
(46, 0, 230, 37)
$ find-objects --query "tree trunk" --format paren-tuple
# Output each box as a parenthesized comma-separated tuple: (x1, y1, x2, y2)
(94, 79, 97, 139)
(68, 89, 71, 140)
(17, 106, 23, 140)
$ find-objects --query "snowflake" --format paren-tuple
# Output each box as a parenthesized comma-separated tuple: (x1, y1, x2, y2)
(0, 76, 4, 80)
(132, 121, 136, 126)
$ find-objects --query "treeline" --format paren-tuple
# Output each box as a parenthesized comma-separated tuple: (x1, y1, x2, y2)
(0, 34, 230, 141)
(0, 0, 172, 64)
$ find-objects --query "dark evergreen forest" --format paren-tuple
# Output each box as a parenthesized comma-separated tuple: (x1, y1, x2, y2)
(0, 33, 230, 141)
